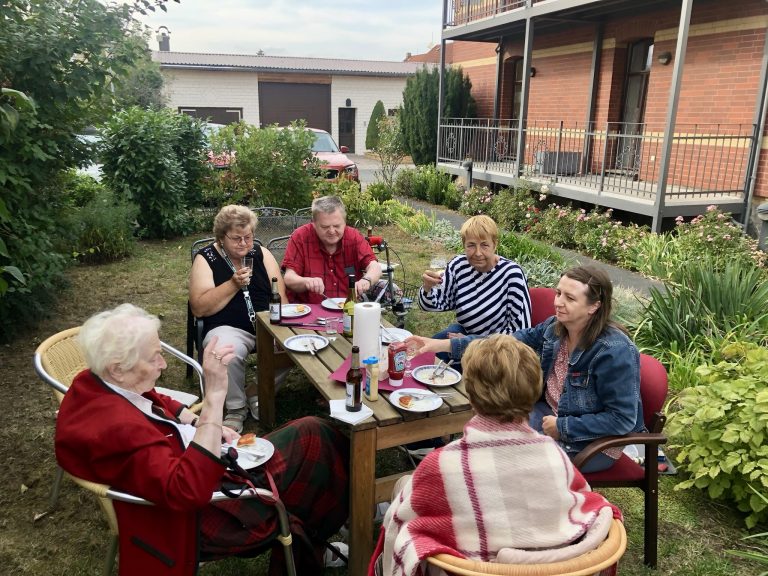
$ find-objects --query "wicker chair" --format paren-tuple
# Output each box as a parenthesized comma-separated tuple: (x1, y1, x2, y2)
(66, 473, 296, 576)
(425, 518, 626, 576)
(34, 327, 205, 510)
(34, 327, 296, 576)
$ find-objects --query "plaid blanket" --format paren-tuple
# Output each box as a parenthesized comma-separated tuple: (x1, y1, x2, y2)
(373, 415, 620, 576)
(201, 416, 349, 572)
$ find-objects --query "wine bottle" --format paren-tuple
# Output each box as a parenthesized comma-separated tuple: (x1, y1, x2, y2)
(346, 346, 363, 412)
(342, 274, 355, 337)
(269, 276, 281, 324)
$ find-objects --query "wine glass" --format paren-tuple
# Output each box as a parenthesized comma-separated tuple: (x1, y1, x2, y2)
(404, 342, 418, 377)
(241, 256, 253, 273)
(429, 256, 447, 284)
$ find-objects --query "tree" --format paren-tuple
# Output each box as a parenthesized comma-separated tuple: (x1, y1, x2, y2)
(374, 115, 406, 190)
(400, 66, 477, 165)
(112, 36, 167, 110)
(0, 0, 157, 340)
(366, 100, 386, 151)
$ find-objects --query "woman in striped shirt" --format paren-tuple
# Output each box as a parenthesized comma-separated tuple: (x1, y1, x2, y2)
(418, 215, 532, 362)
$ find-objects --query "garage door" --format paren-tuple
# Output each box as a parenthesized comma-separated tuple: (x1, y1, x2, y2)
(258, 82, 331, 131)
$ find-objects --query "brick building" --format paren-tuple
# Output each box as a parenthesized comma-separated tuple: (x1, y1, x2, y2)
(433, 0, 768, 232)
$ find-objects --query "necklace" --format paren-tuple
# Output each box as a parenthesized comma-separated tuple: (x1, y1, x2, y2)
(219, 244, 257, 329)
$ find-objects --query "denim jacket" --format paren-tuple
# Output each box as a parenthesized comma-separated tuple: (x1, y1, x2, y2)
(510, 317, 644, 455)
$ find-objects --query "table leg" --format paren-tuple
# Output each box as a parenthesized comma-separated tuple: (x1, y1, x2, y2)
(349, 427, 377, 576)
(255, 318, 276, 428)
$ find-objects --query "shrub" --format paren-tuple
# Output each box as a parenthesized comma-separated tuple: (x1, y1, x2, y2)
(619, 230, 682, 278)
(69, 186, 138, 264)
(366, 100, 385, 150)
(366, 182, 393, 203)
(486, 185, 539, 229)
(207, 121, 316, 211)
(496, 231, 565, 265)
(668, 341, 768, 528)
(458, 185, 494, 216)
(321, 179, 413, 228)
(528, 204, 580, 249)
(394, 168, 419, 199)
(101, 107, 194, 239)
(674, 206, 767, 270)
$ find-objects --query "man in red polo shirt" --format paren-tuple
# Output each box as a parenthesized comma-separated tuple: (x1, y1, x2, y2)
(282, 196, 381, 304)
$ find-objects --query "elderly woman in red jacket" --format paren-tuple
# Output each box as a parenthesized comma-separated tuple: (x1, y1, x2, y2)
(55, 303, 348, 575)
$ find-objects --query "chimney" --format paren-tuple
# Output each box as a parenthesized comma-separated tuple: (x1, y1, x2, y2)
(405, 52, 412, 60)
(156, 26, 171, 51)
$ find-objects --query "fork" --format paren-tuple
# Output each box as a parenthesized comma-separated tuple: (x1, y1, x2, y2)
(307, 340, 318, 356)
(409, 391, 455, 399)
(322, 294, 342, 308)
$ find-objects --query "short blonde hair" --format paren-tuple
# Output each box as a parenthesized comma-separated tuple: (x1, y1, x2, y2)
(213, 205, 258, 244)
(460, 215, 499, 247)
(463, 334, 542, 423)
(78, 304, 160, 377)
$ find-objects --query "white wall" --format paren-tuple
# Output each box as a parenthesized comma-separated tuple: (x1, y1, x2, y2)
(161, 69, 409, 153)
(161, 69, 261, 126)
(331, 76, 408, 154)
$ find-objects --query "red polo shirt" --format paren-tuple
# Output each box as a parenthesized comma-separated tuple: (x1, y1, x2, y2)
(281, 223, 377, 304)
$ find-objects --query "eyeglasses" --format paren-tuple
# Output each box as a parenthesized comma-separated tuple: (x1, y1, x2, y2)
(225, 233, 254, 244)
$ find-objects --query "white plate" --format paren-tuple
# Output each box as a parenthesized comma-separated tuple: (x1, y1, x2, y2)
(380, 327, 412, 344)
(224, 438, 275, 470)
(388, 387, 443, 413)
(284, 334, 330, 353)
(412, 365, 462, 387)
(282, 304, 311, 318)
(321, 298, 345, 311)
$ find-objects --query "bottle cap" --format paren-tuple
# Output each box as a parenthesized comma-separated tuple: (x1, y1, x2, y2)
(362, 356, 378, 365)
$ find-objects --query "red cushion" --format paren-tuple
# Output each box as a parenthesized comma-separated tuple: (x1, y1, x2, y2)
(530, 287, 557, 326)
(582, 454, 644, 483)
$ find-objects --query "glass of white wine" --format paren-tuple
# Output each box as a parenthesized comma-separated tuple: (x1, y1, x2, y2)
(404, 341, 419, 377)
(429, 256, 447, 284)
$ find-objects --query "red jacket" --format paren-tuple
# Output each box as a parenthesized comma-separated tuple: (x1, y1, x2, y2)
(55, 370, 225, 575)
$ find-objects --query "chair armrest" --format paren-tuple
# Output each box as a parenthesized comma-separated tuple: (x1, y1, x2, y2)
(572, 433, 667, 469)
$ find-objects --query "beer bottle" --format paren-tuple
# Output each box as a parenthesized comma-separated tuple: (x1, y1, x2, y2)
(342, 274, 355, 337)
(269, 276, 282, 324)
(346, 345, 363, 412)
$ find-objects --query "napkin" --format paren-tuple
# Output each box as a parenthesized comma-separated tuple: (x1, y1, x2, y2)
(329, 399, 373, 425)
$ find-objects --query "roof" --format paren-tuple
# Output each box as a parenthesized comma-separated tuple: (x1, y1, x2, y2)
(152, 51, 432, 77)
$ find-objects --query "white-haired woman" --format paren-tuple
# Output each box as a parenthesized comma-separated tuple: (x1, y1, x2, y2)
(55, 304, 349, 575)
(189, 204, 287, 432)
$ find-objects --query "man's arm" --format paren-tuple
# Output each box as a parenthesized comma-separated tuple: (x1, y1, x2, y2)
(284, 268, 324, 295)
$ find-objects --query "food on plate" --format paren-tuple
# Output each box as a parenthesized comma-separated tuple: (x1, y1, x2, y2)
(398, 395, 415, 409)
(424, 368, 459, 385)
(237, 433, 257, 447)
(295, 304, 307, 313)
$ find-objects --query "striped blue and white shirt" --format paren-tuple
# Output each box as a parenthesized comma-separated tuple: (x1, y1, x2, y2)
(418, 255, 532, 336)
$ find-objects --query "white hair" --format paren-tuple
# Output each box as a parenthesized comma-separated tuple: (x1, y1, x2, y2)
(78, 304, 161, 376)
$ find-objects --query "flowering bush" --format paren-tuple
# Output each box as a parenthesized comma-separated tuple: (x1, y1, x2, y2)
(487, 184, 542, 231)
(674, 206, 767, 271)
(458, 185, 494, 215)
(528, 204, 579, 248)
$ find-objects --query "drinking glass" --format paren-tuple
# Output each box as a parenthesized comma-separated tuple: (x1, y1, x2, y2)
(325, 317, 339, 337)
(404, 342, 418, 377)
(429, 256, 447, 283)
(241, 256, 254, 272)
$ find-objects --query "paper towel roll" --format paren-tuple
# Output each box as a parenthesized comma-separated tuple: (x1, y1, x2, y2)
(352, 302, 381, 361)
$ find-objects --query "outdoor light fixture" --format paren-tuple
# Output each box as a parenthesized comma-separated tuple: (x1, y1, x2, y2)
(530, 67, 536, 77)
(345, 98, 352, 107)
(657, 51, 672, 66)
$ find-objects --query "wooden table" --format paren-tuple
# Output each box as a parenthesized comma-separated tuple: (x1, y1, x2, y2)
(254, 310, 473, 575)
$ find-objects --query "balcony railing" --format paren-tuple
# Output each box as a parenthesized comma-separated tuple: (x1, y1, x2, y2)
(446, 0, 546, 27)
(438, 118, 756, 201)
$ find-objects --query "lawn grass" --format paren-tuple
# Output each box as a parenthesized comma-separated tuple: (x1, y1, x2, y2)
(2, 223, 757, 575)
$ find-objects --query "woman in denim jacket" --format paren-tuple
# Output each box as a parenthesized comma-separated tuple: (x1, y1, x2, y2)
(406, 265, 644, 473)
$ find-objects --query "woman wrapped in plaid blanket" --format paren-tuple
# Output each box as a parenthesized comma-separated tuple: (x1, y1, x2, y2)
(56, 304, 348, 576)
(370, 334, 621, 576)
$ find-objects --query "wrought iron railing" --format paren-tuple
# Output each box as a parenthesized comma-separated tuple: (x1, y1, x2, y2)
(445, 0, 546, 27)
(438, 118, 756, 200)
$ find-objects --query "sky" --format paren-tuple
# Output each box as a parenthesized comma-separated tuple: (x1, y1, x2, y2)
(134, 0, 444, 61)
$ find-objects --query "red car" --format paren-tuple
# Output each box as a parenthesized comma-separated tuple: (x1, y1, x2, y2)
(309, 128, 359, 183)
